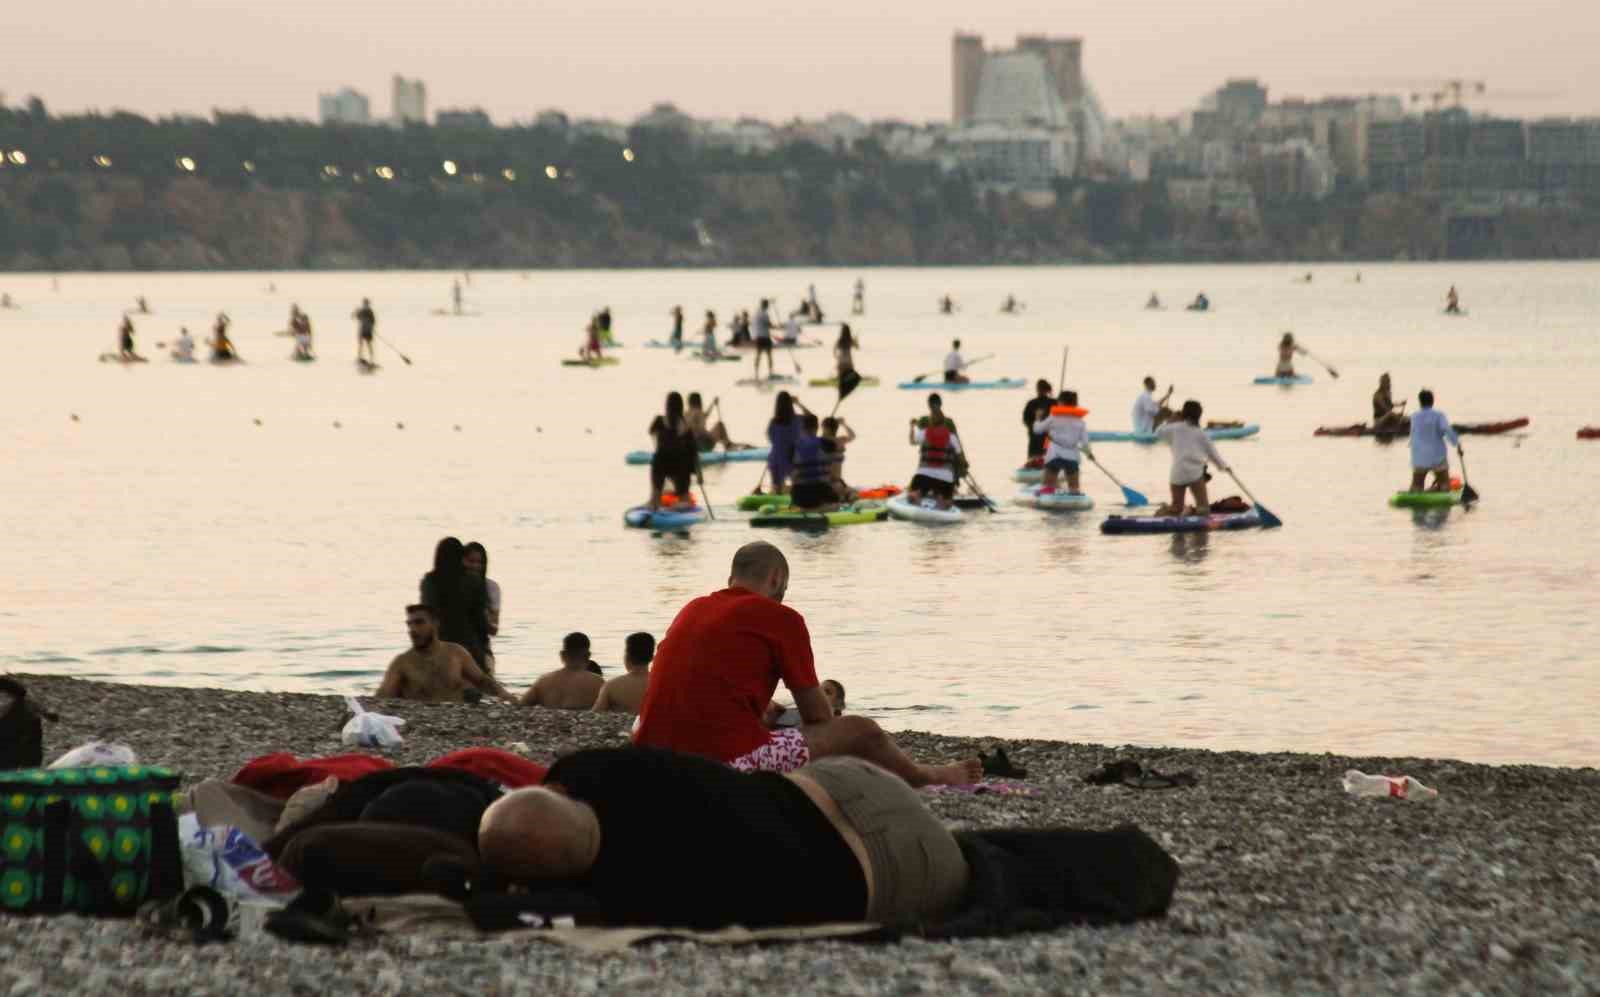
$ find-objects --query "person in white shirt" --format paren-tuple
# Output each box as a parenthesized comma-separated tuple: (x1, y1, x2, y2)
(782, 311, 802, 344)
(173, 327, 195, 361)
(943, 339, 970, 384)
(1131, 377, 1174, 435)
(1407, 389, 1461, 493)
(1031, 391, 1092, 493)
(1155, 400, 1230, 516)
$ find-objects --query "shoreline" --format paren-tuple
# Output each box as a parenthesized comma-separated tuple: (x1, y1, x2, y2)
(5, 674, 1597, 995)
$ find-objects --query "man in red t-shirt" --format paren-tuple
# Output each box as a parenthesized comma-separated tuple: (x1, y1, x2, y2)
(634, 542, 981, 786)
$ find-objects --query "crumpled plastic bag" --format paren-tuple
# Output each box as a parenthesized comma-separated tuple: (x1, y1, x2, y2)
(48, 740, 138, 769)
(341, 696, 405, 749)
(178, 813, 300, 900)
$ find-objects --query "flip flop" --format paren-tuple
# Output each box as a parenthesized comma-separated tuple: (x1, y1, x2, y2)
(979, 746, 1028, 779)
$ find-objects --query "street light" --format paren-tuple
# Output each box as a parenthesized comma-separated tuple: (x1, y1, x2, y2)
(177, 156, 196, 172)
(442, 159, 458, 176)
(375, 166, 396, 180)
(622, 148, 636, 163)
(8, 150, 26, 166)
(322, 164, 341, 177)
(502, 168, 516, 181)
(544, 165, 559, 180)
(93, 154, 112, 168)
(242, 160, 256, 173)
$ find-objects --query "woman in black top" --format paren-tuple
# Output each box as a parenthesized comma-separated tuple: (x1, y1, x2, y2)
(647, 391, 700, 510)
(419, 536, 490, 668)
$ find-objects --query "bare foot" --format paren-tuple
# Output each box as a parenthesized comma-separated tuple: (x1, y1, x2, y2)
(916, 758, 984, 786)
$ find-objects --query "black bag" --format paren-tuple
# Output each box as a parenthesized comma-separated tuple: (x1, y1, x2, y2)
(0, 764, 184, 916)
(0, 677, 54, 771)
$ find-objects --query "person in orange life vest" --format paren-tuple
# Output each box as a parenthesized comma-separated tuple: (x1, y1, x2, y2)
(906, 404, 964, 509)
(1030, 390, 1092, 494)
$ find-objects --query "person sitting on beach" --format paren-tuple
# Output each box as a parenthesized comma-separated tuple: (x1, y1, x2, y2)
(522, 633, 605, 709)
(633, 542, 981, 787)
(1155, 400, 1230, 516)
(592, 632, 654, 715)
(478, 746, 971, 930)
(376, 604, 514, 703)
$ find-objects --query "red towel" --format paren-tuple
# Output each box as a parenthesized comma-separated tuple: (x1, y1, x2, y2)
(233, 748, 545, 799)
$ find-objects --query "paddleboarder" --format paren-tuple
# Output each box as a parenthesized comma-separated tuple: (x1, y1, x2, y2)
(1445, 286, 1461, 315)
(647, 392, 700, 511)
(834, 324, 859, 382)
(701, 310, 721, 359)
(1023, 380, 1054, 459)
(1031, 390, 1092, 494)
(1276, 333, 1307, 378)
(173, 327, 196, 362)
(1133, 377, 1174, 435)
(851, 277, 865, 315)
(906, 403, 964, 510)
(1408, 390, 1461, 493)
(211, 312, 238, 361)
(117, 316, 143, 361)
(944, 339, 971, 385)
(1155, 400, 1230, 516)
(353, 298, 377, 364)
(669, 305, 685, 351)
(752, 299, 775, 381)
(1372, 374, 1406, 434)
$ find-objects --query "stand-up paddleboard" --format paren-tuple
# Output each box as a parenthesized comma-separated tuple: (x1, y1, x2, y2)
(749, 501, 889, 530)
(1012, 486, 1094, 511)
(624, 447, 769, 467)
(807, 376, 880, 388)
(736, 375, 797, 386)
(562, 357, 620, 367)
(291, 353, 317, 363)
(624, 504, 706, 530)
(896, 378, 1025, 391)
(736, 485, 900, 511)
(356, 359, 381, 374)
(1101, 509, 1268, 534)
(1252, 375, 1312, 386)
(886, 494, 964, 524)
(1389, 489, 1465, 509)
(1088, 424, 1259, 443)
(98, 353, 149, 365)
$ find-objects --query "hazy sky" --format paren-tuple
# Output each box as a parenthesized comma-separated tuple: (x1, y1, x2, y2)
(4, 0, 1594, 124)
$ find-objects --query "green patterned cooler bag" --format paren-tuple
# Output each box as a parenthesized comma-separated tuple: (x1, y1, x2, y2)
(0, 764, 183, 915)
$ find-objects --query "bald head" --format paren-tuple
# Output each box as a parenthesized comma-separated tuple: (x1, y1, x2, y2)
(729, 542, 789, 603)
(478, 787, 600, 882)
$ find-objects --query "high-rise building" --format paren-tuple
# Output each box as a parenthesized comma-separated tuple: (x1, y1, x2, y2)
(392, 76, 426, 126)
(951, 34, 985, 126)
(318, 88, 371, 125)
(1215, 79, 1268, 127)
(948, 32, 1107, 178)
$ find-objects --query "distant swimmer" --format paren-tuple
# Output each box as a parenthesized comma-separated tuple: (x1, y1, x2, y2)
(0, 293, 14, 309)
(1445, 286, 1462, 315)
(1155, 400, 1230, 516)
(1132, 376, 1174, 435)
(851, 277, 865, 315)
(1372, 373, 1407, 434)
(943, 339, 971, 385)
(291, 305, 314, 360)
(939, 294, 956, 315)
(1408, 390, 1461, 493)
(1031, 390, 1092, 494)
(353, 297, 377, 363)
(1187, 292, 1210, 312)
(669, 305, 685, 351)
(999, 294, 1021, 314)
(118, 315, 144, 361)
(173, 326, 196, 362)
(375, 604, 514, 704)
(1276, 332, 1308, 377)
(1298, 272, 1314, 284)
(1145, 292, 1162, 310)
(1354, 271, 1363, 284)
(211, 312, 238, 361)
(134, 296, 150, 315)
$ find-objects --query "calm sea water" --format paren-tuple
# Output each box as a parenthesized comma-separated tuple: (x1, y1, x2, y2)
(2, 263, 1596, 767)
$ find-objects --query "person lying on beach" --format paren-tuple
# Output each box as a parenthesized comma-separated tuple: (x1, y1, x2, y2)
(478, 747, 970, 930)
(521, 632, 605, 709)
(592, 632, 653, 715)
(633, 542, 981, 787)
(376, 604, 514, 703)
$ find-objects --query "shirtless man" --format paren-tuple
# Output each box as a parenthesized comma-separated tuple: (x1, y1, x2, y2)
(522, 633, 605, 709)
(591, 632, 654, 715)
(376, 604, 514, 703)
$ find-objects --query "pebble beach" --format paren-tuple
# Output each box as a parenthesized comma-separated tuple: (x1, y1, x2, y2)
(5, 674, 1597, 995)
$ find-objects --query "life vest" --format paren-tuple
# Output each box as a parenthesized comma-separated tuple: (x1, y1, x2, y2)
(1049, 405, 1089, 418)
(792, 435, 829, 484)
(919, 424, 953, 469)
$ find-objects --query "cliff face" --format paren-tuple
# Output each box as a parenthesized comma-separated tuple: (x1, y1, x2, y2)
(3, 172, 1599, 270)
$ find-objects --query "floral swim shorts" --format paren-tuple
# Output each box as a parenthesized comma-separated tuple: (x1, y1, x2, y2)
(728, 727, 811, 774)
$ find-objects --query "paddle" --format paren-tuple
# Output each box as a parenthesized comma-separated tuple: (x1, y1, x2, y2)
(1058, 346, 1068, 390)
(1456, 447, 1479, 504)
(786, 342, 803, 376)
(378, 335, 413, 366)
(1085, 452, 1148, 507)
(912, 353, 994, 384)
(1223, 468, 1283, 527)
(1303, 349, 1340, 379)
(963, 472, 998, 513)
(828, 369, 863, 418)
(697, 466, 717, 521)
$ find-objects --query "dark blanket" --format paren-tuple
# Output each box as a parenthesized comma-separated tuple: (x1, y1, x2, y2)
(458, 823, 1178, 939)
(264, 767, 502, 859)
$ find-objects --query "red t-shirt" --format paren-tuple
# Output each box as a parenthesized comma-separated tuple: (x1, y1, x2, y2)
(634, 587, 818, 762)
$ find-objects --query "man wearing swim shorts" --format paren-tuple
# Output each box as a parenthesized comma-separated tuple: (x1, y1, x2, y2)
(752, 298, 775, 380)
(633, 542, 979, 786)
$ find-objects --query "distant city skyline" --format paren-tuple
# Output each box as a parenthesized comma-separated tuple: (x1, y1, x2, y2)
(3, 0, 1595, 124)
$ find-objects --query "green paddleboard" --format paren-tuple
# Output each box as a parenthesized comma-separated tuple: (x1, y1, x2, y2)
(1389, 489, 1464, 508)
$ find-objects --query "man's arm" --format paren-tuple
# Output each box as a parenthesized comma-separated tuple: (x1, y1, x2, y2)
(375, 656, 408, 699)
(793, 686, 832, 725)
(456, 646, 516, 702)
(591, 682, 612, 713)
(520, 678, 543, 707)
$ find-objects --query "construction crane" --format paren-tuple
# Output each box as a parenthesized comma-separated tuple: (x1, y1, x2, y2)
(1409, 80, 1487, 111)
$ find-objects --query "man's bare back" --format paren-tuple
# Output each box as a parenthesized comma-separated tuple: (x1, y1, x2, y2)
(522, 668, 604, 710)
(592, 671, 648, 714)
(377, 641, 481, 703)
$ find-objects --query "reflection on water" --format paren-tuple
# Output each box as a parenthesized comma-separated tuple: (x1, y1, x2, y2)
(3, 263, 1598, 766)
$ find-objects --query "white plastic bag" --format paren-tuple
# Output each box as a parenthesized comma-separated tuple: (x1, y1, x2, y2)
(48, 741, 138, 769)
(177, 813, 301, 900)
(341, 696, 405, 748)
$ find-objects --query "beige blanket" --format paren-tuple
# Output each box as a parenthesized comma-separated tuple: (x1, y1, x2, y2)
(348, 895, 883, 954)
